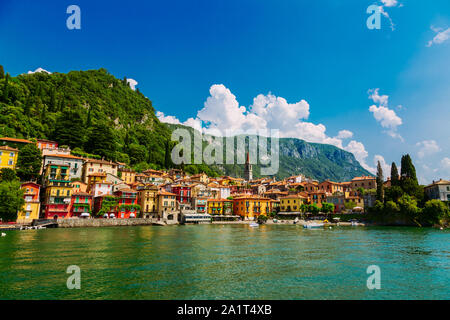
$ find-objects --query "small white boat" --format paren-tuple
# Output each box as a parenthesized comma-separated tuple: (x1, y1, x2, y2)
(249, 222, 259, 227)
(303, 222, 324, 229)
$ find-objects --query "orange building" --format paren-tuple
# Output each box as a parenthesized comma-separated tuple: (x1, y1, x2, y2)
(232, 196, 272, 220)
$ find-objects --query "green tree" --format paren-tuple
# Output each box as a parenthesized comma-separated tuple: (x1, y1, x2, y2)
(128, 143, 148, 164)
(384, 200, 400, 215)
(52, 109, 86, 148)
(321, 202, 335, 214)
(397, 194, 420, 218)
(0, 180, 24, 222)
(2, 72, 10, 103)
(391, 162, 399, 186)
(400, 154, 418, 184)
(85, 121, 119, 160)
(376, 160, 384, 202)
(344, 200, 357, 211)
(16, 143, 43, 181)
(384, 185, 403, 202)
(421, 200, 449, 226)
(0, 65, 4, 79)
(0, 168, 18, 182)
(309, 203, 320, 215)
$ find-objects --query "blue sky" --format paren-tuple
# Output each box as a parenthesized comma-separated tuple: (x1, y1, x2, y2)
(0, 0, 449, 183)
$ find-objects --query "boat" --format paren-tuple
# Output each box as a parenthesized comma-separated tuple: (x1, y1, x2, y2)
(249, 222, 259, 227)
(303, 222, 324, 229)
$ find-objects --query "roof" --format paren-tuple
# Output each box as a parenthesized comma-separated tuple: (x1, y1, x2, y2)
(37, 139, 58, 143)
(45, 154, 83, 160)
(0, 145, 19, 152)
(72, 192, 92, 197)
(21, 182, 40, 187)
(158, 190, 176, 196)
(85, 158, 118, 165)
(351, 176, 376, 181)
(425, 179, 450, 188)
(233, 195, 271, 201)
(207, 198, 233, 202)
(115, 188, 137, 193)
(279, 193, 308, 200)
(0, 137, 32, 144)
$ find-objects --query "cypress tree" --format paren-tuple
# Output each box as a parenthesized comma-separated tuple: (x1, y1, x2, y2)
(376, 160, 384, 202)
(401, 154, 417, 183)
(0, 65, 4, 79)
(391, 162, 399, 186)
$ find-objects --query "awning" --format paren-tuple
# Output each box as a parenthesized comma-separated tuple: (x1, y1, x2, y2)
(80, 213, 90, 217)
(129, 213, 136, 218)
(109, 214, 115, 218)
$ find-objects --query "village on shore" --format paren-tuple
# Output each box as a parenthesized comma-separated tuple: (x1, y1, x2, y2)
(1, 136, 449, 227)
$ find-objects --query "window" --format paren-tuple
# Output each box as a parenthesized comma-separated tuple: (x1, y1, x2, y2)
(9, 152, 14, 157)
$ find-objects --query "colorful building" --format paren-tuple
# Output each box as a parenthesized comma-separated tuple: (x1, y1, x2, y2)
(194, 197, 208, 214)
(207, 199, 233, 215)
(42, 154, 84, 179)
(43, 164, 73, 219)
(232, 196, 272, 220)
(82, 159, 118, 183)
(69, 192, 92, 218)
(36, 139, 58, 151)
(158, 190, 177, 219)
(280, 193, 308, 212)
(114, 188, 139, 218)
(350, 176, 377, 190)
(17, 182, 41, 223)
(0, 145, 19, 170)
(171, 184, 192, 205)
(138, 184, 159, 218)
(119, 168, 136, 185)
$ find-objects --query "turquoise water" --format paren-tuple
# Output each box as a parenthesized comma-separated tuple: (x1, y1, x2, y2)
(0, 225, 448, 299)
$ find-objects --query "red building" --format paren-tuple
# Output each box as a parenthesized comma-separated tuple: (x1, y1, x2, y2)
(171, 184, 191, 205)
(69, 192, 93, 218)
(36, 139, 58, 151)
(114, 188, 139, 218)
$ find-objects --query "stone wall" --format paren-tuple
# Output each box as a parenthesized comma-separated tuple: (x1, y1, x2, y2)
(57, 218, 167, 228)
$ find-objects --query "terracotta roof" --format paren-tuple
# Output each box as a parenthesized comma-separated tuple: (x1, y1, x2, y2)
(85, 158, 118, 165)
(351, 176, 376, 181)
(45, 153, 83, 160)
(0, 145, 19, 152)
(37, 139, 58, 143)
(207, 198, 232, 202)
(0, 137, 32, 144)
(158, 191, 176, 196)
(115, 188, 137, 193)
(72, 192, 92, 196)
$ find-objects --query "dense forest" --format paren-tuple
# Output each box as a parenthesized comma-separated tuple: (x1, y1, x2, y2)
(0, 66, 218, 176)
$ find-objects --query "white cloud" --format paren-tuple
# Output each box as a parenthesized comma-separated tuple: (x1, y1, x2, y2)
(336, 130, 353, 140)
(368, 88, 403, 141)
(416, 140, 441, 159)
(374, 155, 391, 177)
(156, 111, 182, 125)
(27, 67, 51, 74)
(381, 0, 398, 7)
(126, 78, 138, 91)
(157, 84, 378, 172)
(426, 26, 450, 47)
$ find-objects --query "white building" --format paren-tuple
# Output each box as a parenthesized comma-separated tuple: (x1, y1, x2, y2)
(424, 179, 450, 201)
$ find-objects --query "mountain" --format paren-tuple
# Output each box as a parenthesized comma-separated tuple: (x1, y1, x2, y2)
(167, 123, 373, 182)
(0, 66, 371, 181)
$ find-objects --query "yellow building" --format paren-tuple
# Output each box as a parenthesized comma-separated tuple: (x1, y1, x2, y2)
(82, 159, 118, 183)
(17, 182, 41, 223)
(43, 164, 73, 219)
(119, 168, 136, 185)
(0, 145, 19, 170)
(138, 185, 159, 218)
(158, 190, 177, 220)
(207, 199, 233, 215)
(280, 193, 308, 212)
(232, 196, 272, 220)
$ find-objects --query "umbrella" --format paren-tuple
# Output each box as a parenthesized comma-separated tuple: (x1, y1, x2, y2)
(129, 213, 136, 218)
(109, 214, 115, 218)
(80, 213, 90, 217)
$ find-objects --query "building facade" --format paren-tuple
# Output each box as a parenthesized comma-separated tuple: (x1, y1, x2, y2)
(17, 182, 41, 223)
(0, 145, 19, 170)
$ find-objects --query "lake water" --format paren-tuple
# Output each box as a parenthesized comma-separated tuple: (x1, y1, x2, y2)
(0, 225, 448, 300)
